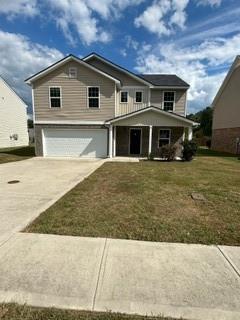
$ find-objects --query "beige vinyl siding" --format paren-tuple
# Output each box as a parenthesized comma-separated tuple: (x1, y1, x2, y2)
(34, 61, 115, 122)
(213, 61, 240, 129)
(0, 78, 28, 148)
(116, 87, 149, 116)
(87, 57, 148, 87)
(150, 89, 186, 116)
(113, 110, 191, 127)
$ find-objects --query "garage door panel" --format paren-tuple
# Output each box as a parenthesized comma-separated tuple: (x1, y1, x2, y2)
(43, 129, 108, 158)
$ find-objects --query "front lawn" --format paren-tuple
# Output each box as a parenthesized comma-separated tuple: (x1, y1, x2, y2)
(26, 154, 240, 245)
(0, 304, 177, 320)
(0, 146, 35, 164)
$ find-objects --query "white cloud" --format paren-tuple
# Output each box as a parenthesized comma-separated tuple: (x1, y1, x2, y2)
(0, 30, 63, 110)
(196, 0, 222, 7)
(47, 0, 145, 45)
(134, 0, 189, 37)
(135, 33, 240, 112)
(0, 0, 38, 18)
(47, 0, 111, 46)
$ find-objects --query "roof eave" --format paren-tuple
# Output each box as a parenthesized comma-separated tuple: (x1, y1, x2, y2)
(83, 53, 153, 87)
(25, 54, 121, 86)
(106, 106, 197, 126)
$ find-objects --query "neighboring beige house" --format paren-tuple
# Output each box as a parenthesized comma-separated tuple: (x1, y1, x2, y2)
(212, 56, 240, 154)
(0, 76, 28, 148)
(25, 53, 196, 158)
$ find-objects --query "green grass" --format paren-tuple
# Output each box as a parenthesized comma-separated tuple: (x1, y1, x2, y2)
(26, 155, 240, 245)
(0, 146, 35, 164)
(196, 147, 238, 158)
(0, 304, 178, 320)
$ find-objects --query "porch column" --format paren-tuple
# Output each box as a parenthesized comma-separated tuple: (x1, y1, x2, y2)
(108, 124, 113, 158)
(113, 126, 116, 157)
(148, 125, 153, 155)
(188, 126, 193, 141)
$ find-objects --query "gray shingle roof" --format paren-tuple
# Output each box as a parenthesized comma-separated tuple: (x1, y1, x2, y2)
(139, 74, 190, 87)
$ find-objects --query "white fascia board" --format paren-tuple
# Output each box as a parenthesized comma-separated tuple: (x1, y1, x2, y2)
(35, 120, 105, 125)
(212, 55, 240, 107)
(83, 54, 153, 87)
(0, 76, 28, 108)
(25, 56, 121, 86)
(106, 107, 198, 126)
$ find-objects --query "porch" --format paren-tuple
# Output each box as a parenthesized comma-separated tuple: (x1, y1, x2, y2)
(106, 106, 195, 158)
(108, 125, 192, 158)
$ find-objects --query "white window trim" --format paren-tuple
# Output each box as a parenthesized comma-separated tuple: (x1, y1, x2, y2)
(69, 67, 77, 79)
(87, 86, 100, 109)
(120, 90, 129, 104)
(129, 128, 142, 155)
(158, 128, 171, 148)
(134, 90, 143, 103)
(49, 86, 62, 109)
(162, 91, 176, 112)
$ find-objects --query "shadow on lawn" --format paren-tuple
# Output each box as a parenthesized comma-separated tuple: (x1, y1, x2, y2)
(196, 147, 238, 158)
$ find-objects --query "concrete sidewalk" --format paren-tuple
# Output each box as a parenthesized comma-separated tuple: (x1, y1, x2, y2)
(0, 233, 239, 320)
(0, 158, 104, 246)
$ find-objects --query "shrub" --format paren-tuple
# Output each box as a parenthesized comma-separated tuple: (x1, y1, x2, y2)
(157, 144, 177, 161)
(182, 140, 197, 161)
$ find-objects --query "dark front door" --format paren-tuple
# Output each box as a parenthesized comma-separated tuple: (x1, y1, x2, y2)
(130, 129, 141, 155)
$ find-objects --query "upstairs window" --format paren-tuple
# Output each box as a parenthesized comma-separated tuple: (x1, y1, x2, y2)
(163, 91, 175, 112)
(159, 129, 171, 147)
(88, 87, 100, 108)
(69, 67, 77, 78)
(49, 87, 61, 108)
(135, 91, 143, 103)
(120, 91, 128, 103)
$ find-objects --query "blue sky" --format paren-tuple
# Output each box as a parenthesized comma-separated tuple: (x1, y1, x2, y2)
(0, 0, 239, 114)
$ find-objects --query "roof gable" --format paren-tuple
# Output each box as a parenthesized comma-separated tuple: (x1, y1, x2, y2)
(212, 55, 240, 107)
(0, 76, 27, 108)
(106, 106, 197, 126)
(25, 54, 121, 86)
(83, 53, 152, 87)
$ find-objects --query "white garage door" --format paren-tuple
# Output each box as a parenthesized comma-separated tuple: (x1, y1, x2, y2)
(43, 128, 108, 158)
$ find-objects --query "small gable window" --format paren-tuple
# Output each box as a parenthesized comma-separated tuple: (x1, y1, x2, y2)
(120, 91, 128, 103)
(88, 87, 100, 108)
(135, 91, 143, 103)
(49, 87, 61, 108)
(159, 129, 171, 147)
(163, 91, 175, 112)
(69, 67, 77, 78)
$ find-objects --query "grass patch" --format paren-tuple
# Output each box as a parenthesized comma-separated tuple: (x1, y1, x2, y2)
(0, 146, 35, 164)
(0, 303, 178, 320)
(26, 155, 240, 245)
(196, 147, 237, 158)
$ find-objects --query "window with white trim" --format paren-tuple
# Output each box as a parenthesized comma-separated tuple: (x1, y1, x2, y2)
(163, 92, 175, 112)
(135, 91, 143, 103)
(159, 129, 171, 147)
(120, 91, 128, 103)
(88, 87, 100, 108)
(69, 67, 77, 78)
(49, 87, 61, 108)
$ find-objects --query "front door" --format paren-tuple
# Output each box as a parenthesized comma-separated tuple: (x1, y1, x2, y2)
(130, 129, 141, 155)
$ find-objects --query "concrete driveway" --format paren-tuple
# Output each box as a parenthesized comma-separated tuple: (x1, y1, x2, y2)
(0, 158, 103, 245)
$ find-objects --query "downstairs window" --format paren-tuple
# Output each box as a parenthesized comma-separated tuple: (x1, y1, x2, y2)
(159, 129, 171, 147)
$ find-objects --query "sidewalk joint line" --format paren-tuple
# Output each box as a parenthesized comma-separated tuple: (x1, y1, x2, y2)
(217, 246, 240, 279)
(92, 237, 108, 311)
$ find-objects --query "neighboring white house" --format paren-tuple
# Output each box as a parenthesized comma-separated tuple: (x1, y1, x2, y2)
(0, 76, 28, 148)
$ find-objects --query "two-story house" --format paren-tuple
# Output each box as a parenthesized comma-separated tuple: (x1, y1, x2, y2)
(25, 53, 196, 158)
